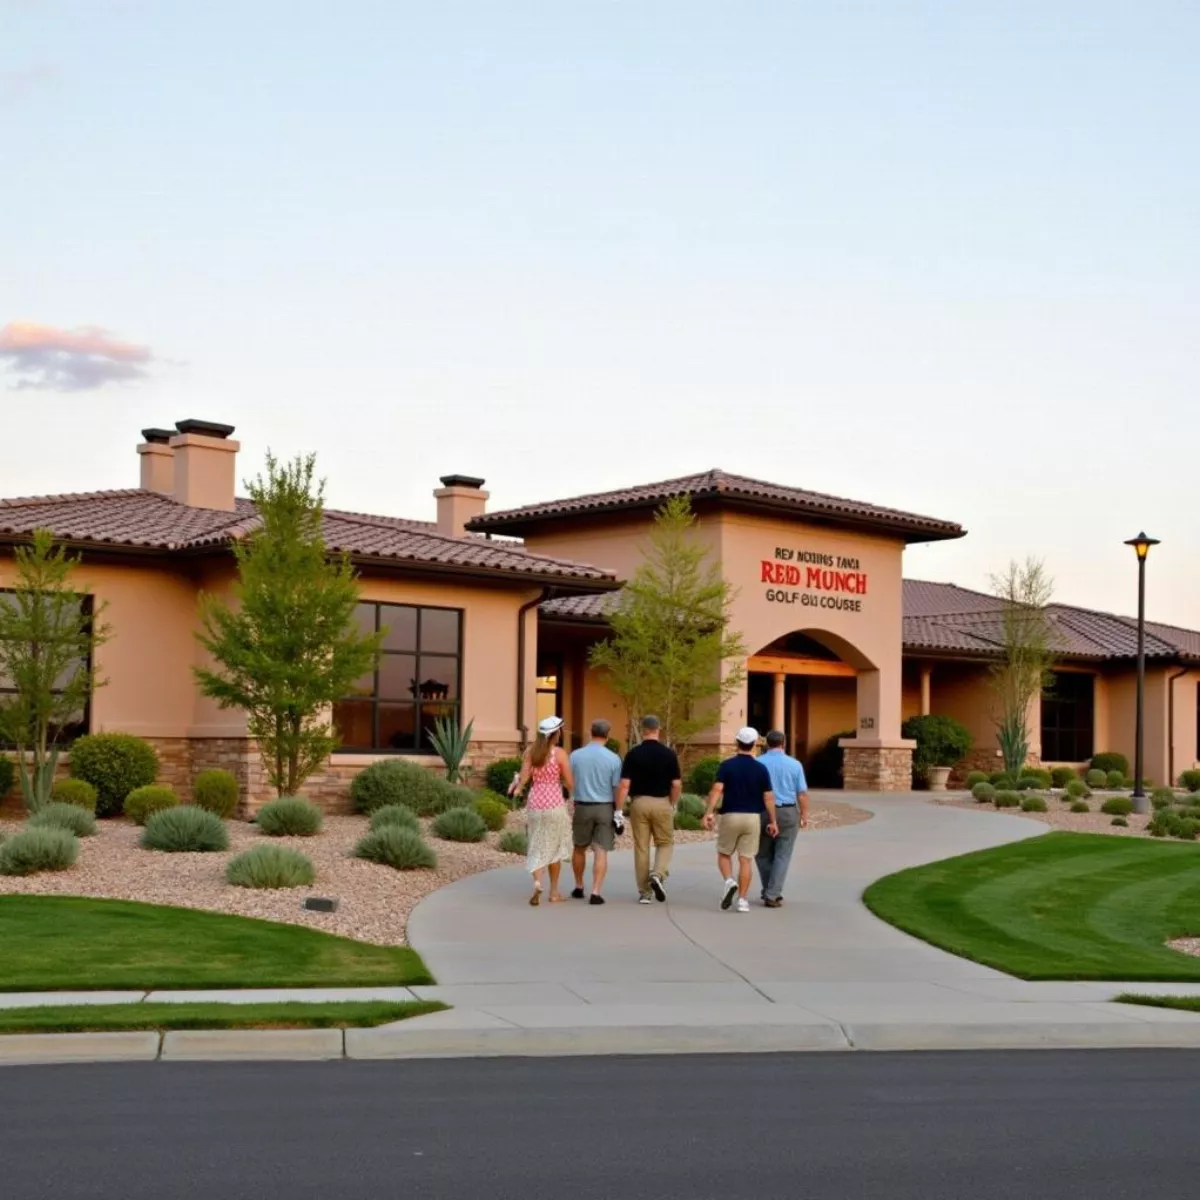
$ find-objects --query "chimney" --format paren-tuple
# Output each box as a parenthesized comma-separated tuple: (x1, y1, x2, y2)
(434, 474, 487, 537)
(137, 427, 176, 495)
(169, 419, 239, 511)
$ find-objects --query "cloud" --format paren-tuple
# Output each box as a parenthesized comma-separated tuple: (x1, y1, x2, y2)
(0, 63, 56, 110)
(0, 321, 154, 391)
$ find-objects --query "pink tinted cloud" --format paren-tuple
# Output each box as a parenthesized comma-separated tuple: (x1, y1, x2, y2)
(0, 321, 154, 391)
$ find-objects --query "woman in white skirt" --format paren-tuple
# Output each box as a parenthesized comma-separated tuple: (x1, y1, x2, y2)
(510, 715, 575, 905)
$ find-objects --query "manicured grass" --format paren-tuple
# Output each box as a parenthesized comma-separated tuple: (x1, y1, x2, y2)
(1114, 994, 1200, 1014)
(862, 831, 1200, 981)
(0, 1000, 445, 1034)
(0, 896, 433, 991)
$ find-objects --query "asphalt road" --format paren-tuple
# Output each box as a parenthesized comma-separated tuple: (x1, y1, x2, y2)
(3, 1051, 1199, 1199)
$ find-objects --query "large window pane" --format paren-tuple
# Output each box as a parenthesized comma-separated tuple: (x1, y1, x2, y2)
(333, 698, 375, 749)
(419, 702, 458, 750)
(421, 608, 460, 655)
(351, 602, 377, 637)
(415, 655, 458, 701)
(379, 703, 417, 750)
(380, 605, 418, 652)
(378, 653, 418, 700)
(1041, 672, 1094, 761)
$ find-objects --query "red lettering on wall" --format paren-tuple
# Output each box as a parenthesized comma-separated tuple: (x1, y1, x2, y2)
(765, 559, 869, 597)
(761, 561, 774, 583)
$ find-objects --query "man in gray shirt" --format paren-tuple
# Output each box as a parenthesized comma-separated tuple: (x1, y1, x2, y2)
(568, 719, 624, 905)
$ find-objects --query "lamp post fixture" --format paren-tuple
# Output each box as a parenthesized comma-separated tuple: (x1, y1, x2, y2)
(1124, 531, 1160, 814)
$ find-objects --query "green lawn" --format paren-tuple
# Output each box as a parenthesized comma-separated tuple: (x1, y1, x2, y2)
(0, 896, 433, 991)
(1115, 994, 1200, 1014)
(863, 831, 1200, 981)
(0, 1000, 444, 1034)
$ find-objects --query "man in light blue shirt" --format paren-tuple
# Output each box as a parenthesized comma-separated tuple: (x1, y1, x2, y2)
(755, 729, 809, 907)
(568, 719, 624, 904)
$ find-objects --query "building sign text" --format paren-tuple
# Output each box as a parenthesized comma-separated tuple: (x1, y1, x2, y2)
(760, 546, 866, 613)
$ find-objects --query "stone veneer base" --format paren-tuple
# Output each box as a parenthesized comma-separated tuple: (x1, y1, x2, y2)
(842, 745, 915, 792)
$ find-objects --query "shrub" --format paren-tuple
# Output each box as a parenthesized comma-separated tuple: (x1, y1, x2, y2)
(1179, 769, 1200, 792)
(1050, 767, 1077, 788)
(964, 770, 989, 790)
(1151, 787, 1176, 810)
(1123, 777, 1137, 789)
(431, 806, 488, 843)
(1178, 818, 1200, 841)
(354, 825, 437, 870)
(69, 732, 158, 817)
(1100, 795, 1133, 816)
(368, 804, 420, 833)
(0, 756, 13, 798)
(226, 844, 314, 889)
(141, 806, 229, 852)
(1020, 768, 1052, 788)
(29, 801, 96, 837)
(1090, 752, 1130, 777)
(972, 782, 996, 803)
(193, 769, 239, 819)
(350, 759, 469, 817)
(0, 827, 78, 875)
(686, 755, 722, 796)
(901, 714, 972, 779)
(674, 811, 703, 831)
(1069, 800, 1090, 813)
(989, 771, 1015, 787)
(994, 790, 1022, 809)
(1085, 769, 1108, 789)
(678, 793, 707, 818)
(474, 788, 512, 813)
(1065, 779, 1091, 799)
(1106, 770, 1126, 789)
(256, 796, 323, 837)
(1111, 817, 1129, 827)
(498, 829, 527, 855)
(49, 777, 98, 812)
(123, 785, 179, 826)
(605, 738, 622, 756)
(473, 795, 509, 832)
(1020, 795, 1048, 812)
(486, 757, 523, 797)
(1014, 777, 1039, 791)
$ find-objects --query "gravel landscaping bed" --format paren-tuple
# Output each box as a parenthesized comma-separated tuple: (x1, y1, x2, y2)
(928, 792, 1154, 837)
(0, 800, 867, 947)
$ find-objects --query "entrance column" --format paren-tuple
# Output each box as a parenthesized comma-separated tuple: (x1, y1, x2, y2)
(840, 657, 916, 792)
(771, 672, 786, 734)
(920, 663, 932, 715)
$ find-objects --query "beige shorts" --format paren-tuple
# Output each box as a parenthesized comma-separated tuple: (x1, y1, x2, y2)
(717, 812, 761, 858)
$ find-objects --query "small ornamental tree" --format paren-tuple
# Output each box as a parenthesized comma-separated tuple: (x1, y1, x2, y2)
(194, 454, 383, 797)
(589, 496, 746, 749)
(0, 530, 109, 811)
(989, 558, 1055, 779)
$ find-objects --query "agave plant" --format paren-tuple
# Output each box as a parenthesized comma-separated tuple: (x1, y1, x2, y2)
(428, 715, 474, 784)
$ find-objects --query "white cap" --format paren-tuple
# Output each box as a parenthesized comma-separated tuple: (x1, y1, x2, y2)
(538, 715, 564, 736)
(735, 725, 759, 746)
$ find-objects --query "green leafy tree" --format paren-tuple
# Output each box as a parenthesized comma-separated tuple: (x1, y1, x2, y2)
(0, 530, 109, 811)
(589, 496, 746, 749)
(195, 454, 383, 797)
(989, 558, 1055, 778)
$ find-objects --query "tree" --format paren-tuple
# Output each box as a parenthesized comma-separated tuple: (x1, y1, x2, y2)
(195, 454, 383, 797)
(589, 496, 746, 748)
(989, 558, 1055, 778)
(0, 530, 109, 811)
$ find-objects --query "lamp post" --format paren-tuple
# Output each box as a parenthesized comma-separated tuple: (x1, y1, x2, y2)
(1124, 532, 1160, 814)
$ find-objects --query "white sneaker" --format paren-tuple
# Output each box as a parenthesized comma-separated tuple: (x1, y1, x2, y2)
(736, 897, 750, 913)
(720, 877, 738, 910)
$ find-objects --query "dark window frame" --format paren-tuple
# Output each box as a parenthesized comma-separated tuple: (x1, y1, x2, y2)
(1041, 670, 1095, 762)
(334, 601, 464, 755)
(535, 651, 563, 724)
(0, 587, 94, 749)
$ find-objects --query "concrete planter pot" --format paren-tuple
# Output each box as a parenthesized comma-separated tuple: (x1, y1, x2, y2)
(927, 766, 952, 792)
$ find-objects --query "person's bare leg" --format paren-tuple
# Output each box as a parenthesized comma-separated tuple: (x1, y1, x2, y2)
(572, 846, 587, 891)
(548, 860, 564, 901)
(530, 867, 544, 905)
(718, 851, 734, 880)
(738, 854, 753, 898)
(592, 847, 608, 895)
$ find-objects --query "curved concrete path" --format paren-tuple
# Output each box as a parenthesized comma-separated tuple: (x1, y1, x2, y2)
(387, 794, 1200, 1054)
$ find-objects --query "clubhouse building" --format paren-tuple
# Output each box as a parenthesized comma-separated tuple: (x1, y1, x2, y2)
(1, 419, 1197, 810)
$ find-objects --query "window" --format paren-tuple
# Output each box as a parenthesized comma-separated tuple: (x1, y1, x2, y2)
(1041, 671, 1094, 762)
(536, 652, 562, 728)
(0, 589, 92, 748)
(333, 602, 463, 753)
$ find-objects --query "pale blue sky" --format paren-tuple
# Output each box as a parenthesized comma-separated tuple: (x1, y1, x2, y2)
(2, 1, 1197, 622)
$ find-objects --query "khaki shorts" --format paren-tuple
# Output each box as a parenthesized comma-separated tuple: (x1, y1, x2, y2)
(717, 812, 761, 858)
(572, 803, 615, 851)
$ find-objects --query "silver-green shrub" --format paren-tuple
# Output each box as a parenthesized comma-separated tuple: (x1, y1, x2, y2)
(431, 806, 488, 843)
(29, 801, 96, 837)
(141, 806, 229, 852)
(255, 796, 323, 837)
(353, 825, 437, 870)
(0, 827, 78, 875)
(226, 844, 315, 888)
(368, 804, 420, 833)
(498, 829, 527, 855)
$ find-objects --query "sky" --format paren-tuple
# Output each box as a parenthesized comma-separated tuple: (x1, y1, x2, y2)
(2, 0, 1197, 624)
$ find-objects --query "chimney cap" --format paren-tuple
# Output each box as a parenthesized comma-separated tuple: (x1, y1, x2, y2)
(439, 474, 486, 490)
(141, 427, 175, 445)
(175, 419, 236, 439)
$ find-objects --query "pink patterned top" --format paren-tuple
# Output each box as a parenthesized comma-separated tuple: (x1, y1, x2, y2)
(527, 751, 566, 811)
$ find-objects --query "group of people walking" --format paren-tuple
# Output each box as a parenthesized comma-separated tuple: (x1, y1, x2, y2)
(508, 714, 809, 910)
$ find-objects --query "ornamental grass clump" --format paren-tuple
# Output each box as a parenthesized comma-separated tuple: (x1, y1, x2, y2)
(1020, 768, 1053, 788)
(965, 771, 989, 790)
(1090, 752, 1129, 777)
(473, 795, 509, 832)
(1069, 800, 1090, 813)
(123, 785, 179, 826)
(192, 769, 239, 819)
(1106, 770, 1126, 789)
(1020, 795, 1048, 813)
(498, 829, 527, 855)
(0, 827, 79, 876)
(431, 806, 488, 843)
(674, 811, 703, 831)
(255, 796, 323, 837)
(1112, 817, 1129, 828)
(1179, 769, 1200, 792)
(141, 806, 229, 853)
(1100, 796, 1134, 817)
(29, 801, 96, 838)
(1050, 767, 1077, 788)
(49, 778, 98, 813)
(1014, 777, 1039, 791)
(1151, 788, 1176, 810)
(368, 804, 420, 834)
(1065, 779, 1091, 799)
(993, 790, 1022, 809)
(350, 759, 469, 817)
(1085, 769, 1108, 789)
(226, 844, 315, 889)
(353, 825, 437, 870)
(678, 793, 707, 818)
(972, 782, 997, 804)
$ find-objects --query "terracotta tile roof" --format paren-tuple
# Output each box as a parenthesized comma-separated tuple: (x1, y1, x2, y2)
(540, 592, 624, 621)
(469, 469, 964, 544)
(0, 489, 616, 584)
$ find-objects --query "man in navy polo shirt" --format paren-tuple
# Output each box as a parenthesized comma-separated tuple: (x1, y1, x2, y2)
(755, 729, 809, 907)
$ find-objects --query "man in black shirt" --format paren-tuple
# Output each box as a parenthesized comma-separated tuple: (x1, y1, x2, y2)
(617, 715, 682, 903)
